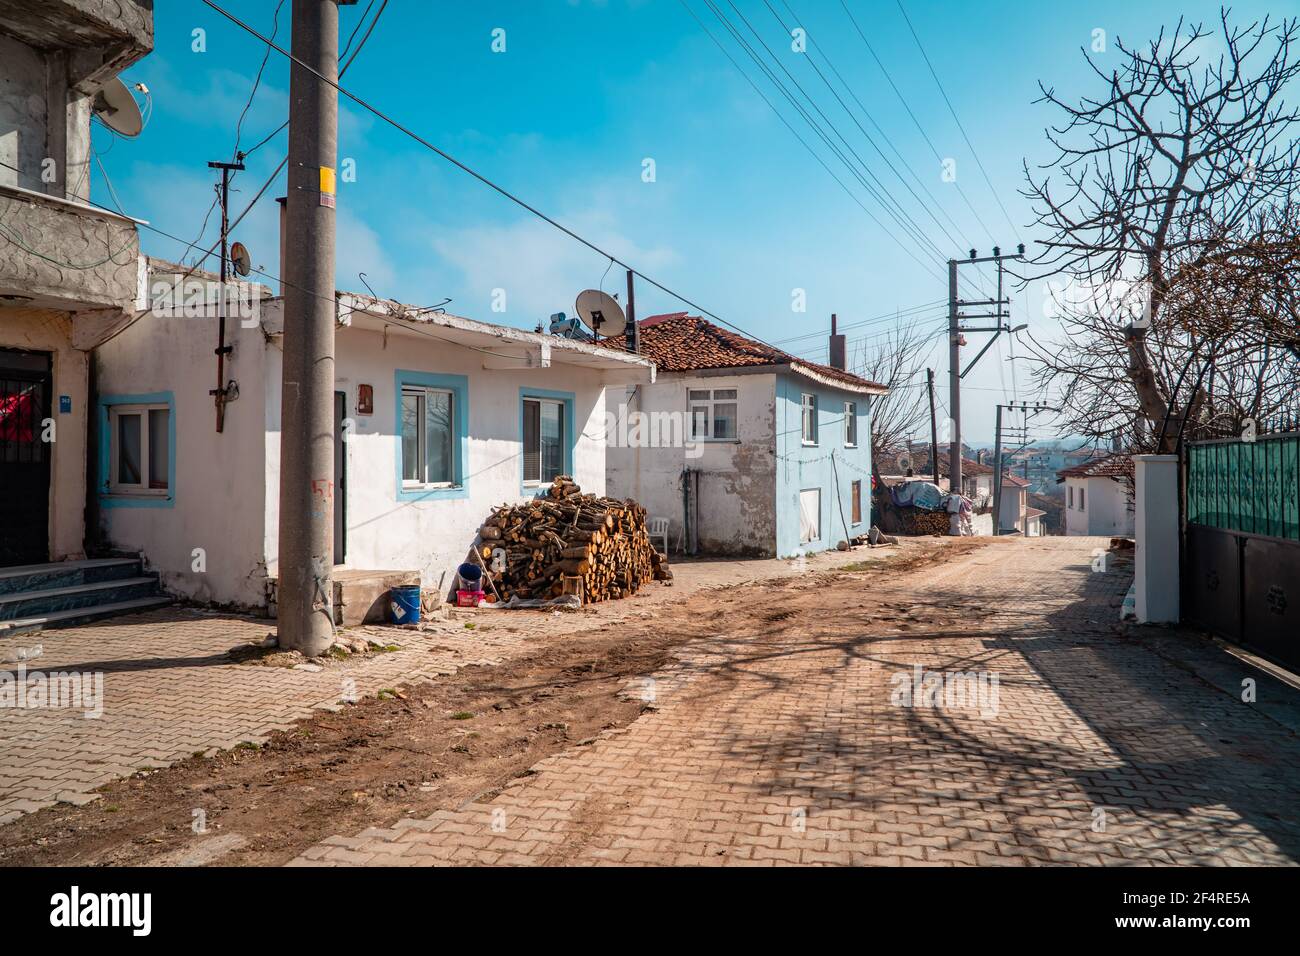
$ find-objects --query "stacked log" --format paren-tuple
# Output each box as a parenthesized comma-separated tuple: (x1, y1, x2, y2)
(896, 509, 950, 536)
(476, 476, 672, 603)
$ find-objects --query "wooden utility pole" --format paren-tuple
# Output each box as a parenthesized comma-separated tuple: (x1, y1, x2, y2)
(207, 159, 244, 433)
(927, 368, 939, 485)
(277, 0, 341, 656)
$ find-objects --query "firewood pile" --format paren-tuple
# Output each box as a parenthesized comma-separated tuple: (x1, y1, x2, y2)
(476, 476, 671, 604)
(896, 509, 950, 536)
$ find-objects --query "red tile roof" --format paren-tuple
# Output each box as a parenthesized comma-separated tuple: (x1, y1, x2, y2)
(1056, 454, 1134, 482)
(1003, 473, 1030, 488)
(601, 313, 888, 394)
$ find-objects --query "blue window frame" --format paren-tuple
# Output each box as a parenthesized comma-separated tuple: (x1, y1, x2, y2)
(519, 387, 575, 495)
(394, 370, 469, 501)
(97, 392, 175, 509)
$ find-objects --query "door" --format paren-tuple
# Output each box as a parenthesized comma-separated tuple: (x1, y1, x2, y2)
(333, 390, 347, 565)
(0, 348, 52, 567)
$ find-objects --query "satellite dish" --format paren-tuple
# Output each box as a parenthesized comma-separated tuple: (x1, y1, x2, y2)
(92, 77, 143, 137)
(229, 242, 251, 277)
(575, 289, 625, 337)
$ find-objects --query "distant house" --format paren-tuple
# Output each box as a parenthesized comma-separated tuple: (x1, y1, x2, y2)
(1057, 454, 1134, 536)
(91, 284, 654, 612)
(603, 313, 887, 557)
(999, 473, 1044, 536)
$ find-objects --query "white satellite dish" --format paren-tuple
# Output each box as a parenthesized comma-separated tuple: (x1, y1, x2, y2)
(92, 77, 143, 137)
(229, 241, 251, 278)
(575, 289, 625, 337)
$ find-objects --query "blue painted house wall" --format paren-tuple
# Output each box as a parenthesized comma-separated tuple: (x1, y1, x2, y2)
(773, 372, 873, 557)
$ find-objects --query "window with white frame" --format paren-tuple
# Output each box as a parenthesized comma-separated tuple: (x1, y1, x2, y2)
(801, 393, 818, 445)
(844, 400, 857, 447)
(108, 404, 170, 494)
(522, 397, 565, 484)
(687, 388, 737, 440)
(401, 386, 455, 487)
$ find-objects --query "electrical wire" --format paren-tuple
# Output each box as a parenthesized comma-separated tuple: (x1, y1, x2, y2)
(893, 0, 1021, 241)
(709, 0, 953, 272)
(675, 0, 944, 284)
(200, 0, 787, 351)
(182, 0, 388, 281)
(836, 0, 998, 246)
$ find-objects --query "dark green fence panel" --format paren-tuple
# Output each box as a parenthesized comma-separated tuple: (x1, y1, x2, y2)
(1188, 433, 1300, 541)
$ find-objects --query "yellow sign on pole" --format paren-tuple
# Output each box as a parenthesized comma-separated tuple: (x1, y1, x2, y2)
(319, 166, 336, 208)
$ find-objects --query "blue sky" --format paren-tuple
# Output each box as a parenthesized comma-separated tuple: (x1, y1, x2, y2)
(98, 0, 1288, 442)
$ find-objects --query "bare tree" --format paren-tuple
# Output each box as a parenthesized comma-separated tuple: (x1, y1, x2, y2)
(1022, 9, 1300, 447)
(851, 321, 934, 463)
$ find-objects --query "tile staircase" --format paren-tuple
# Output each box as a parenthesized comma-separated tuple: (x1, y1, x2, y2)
(0, 557, 172, 637)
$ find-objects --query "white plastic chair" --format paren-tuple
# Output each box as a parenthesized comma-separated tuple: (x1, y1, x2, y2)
(648, 516, 670, 555)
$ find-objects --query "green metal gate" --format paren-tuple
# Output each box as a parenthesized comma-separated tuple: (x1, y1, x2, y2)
(1184, 432, 1300, 669)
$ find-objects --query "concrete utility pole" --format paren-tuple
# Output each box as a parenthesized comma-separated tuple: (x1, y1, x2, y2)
(278, 0, 341, 656)
(947, 244, 1026, 499)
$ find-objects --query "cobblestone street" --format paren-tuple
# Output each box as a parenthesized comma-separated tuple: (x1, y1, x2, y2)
(293, 537, 1300, 866)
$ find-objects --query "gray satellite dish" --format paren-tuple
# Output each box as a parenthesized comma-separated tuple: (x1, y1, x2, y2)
(92, 77, 143, 137)
(575, 289, 625, 337)
(229, 241, 251, 277)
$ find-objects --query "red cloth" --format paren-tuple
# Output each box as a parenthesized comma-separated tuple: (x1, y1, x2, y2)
(0, 391, 35, 442)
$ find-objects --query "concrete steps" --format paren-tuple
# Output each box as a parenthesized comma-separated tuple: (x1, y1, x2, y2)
(0, 558, 172, 636)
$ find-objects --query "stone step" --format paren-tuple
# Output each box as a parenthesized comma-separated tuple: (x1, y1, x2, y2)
(0, 558, 142, 596)
(0, 595, 175, 637)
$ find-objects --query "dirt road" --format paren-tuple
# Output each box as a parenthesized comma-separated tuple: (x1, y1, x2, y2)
(0, 540, 968, 865)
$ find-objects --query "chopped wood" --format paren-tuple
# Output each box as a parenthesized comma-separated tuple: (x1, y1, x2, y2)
(475, 475, 670, 603)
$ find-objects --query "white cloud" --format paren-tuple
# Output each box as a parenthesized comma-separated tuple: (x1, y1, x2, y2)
(429, 210, 677, 325)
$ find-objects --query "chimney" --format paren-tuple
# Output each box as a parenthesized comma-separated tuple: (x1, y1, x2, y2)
(277, 196, 288, 296)
(828, 313, 846, 370)
(624, 269, 638, 353)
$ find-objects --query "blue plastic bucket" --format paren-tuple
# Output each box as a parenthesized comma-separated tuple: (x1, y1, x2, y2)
(389, 585, 421, 625)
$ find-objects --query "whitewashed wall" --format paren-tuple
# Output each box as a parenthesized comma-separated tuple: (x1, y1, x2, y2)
(606, 370, 778, 556)
(262, 318, 615, 594)
(94, 306, 271, 606)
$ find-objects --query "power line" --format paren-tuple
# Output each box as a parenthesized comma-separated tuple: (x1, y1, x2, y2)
(200, 0, 787, 351)
(712, 0, 954, 271)
(761, 0, 970, 260)
(771, 299, 946, 344)
(835, 0, 999, 246)
(675, 0, 945, 284)
(893, 0, 1021, 241)
(180, 0, 388, 281)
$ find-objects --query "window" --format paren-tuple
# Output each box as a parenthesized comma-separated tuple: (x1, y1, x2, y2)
(401, 386, 454, 487)
(801, 393, 818, 444)
(799, 488, 821, 543)
(523, 397, 566, 484)
(1079, 487, 1086, 510)
(687, 388, 738, 440)
(1068, 486, 1074, 508)
(851, 480, 862, 524)
(108, 404, 170, 495)
(844, 401, 858, 447)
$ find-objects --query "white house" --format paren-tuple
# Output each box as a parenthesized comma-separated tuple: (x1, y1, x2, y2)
(90, 281, 654, 613)
(1057, 454, 1134, 536)
(602, 313, 887, 557)
(998, 473, 1043, 536)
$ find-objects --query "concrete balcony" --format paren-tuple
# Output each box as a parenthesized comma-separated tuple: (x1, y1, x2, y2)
(0, 183, 141, 313)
